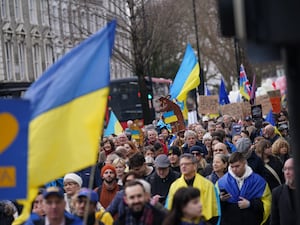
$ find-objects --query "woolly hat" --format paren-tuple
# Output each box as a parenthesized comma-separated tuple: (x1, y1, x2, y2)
(101, 164, 116, 177)
(63, 173, 83, 187)
(236, 137, 252, 153)
(190, 145, 206, 156)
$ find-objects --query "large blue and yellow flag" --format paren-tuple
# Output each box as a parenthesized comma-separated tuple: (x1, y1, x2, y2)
(169, 43, 200, 120)
(104, 111, 123, 136)
(14, 20, 116, 225)
(170, 43, 200, 101)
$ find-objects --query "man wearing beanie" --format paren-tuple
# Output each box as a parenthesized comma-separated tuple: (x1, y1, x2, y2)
(94, 165, 120, 209)
(190, 145, 212, 176)
(63, 173, 83, 213)
(236, 137, 265, 177)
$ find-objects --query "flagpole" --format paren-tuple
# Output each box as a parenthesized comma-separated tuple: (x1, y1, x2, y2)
(234, 38, 241, 85)
(192, 0, 204, 95)
(192, 0, 203, 120)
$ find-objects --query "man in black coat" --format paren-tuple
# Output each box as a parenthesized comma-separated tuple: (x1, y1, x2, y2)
(146, 154, 180, 205)
(270, 158, 297, 225)
(113, 180, 166, 225)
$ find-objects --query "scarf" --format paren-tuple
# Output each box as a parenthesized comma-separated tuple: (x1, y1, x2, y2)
(124, 203, 154, 225)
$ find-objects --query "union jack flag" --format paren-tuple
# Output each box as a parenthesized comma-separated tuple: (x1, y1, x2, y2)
(239, 64, 251, 101)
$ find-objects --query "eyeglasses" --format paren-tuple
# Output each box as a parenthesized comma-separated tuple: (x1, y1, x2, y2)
(282, 167, 293, 172)
(191, 152, 201, 156)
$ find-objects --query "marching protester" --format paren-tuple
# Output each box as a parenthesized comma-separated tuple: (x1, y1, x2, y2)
(217, 152, 271, 225)
(113, 180, 166, 225)
(63, 173, 83, 213)
(270, 158, 297, 225)
(167, 153, 220, 225)
(163, 187, 205, 225)
(24, 187, 82, 225)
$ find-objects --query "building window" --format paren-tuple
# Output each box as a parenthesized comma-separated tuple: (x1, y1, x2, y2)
(62, 6, 70, 35)
(40, 0, 49, 26)
(32, 43, 42, 79)
(4, 41, 14, 80)
(52, 3, 60, 34)
(80, 10, 88, 32)
(71, 5, 79, 35)
(16, 41, 28, 81)
(14, 0, 23, 22)
(44, 44, 54, 69)
(28, 0, 38, 24)
(1, 0, 10, 20)
(89, 12, 97, 33)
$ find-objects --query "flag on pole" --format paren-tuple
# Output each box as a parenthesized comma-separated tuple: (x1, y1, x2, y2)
(250, 74, 256, 105)
(265, 109, 275, 126)
(239, 64, 251, 101)
(169, 43, 200, 120)
(13, 20, 116, 225)
(104, 111, 123, 136)
(170, 43, 200, 101)
(219, 78, 230, 105)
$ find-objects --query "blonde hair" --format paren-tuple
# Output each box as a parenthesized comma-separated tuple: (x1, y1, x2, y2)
(112, 158, 126, 167)
(272, 138, 290, 155)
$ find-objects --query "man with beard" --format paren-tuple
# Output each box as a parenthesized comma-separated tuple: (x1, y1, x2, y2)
(94, 165, 120, 209)
(113, 180, 166, 225)
(270, 158, 297, 225)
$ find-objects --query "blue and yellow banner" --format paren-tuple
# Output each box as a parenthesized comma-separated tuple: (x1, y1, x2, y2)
(0, 99, 29, 200)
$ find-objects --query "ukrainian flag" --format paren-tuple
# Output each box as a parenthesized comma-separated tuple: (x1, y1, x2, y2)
(170, 43, 200, 102)
(14, 21, 116, 225)
(169, 43, 200, 120)
(104, 111, 123, 136)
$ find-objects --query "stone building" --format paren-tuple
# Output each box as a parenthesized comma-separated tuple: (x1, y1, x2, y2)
(0, 0, 132, 96)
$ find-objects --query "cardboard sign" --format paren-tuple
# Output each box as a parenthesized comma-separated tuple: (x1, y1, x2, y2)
(198, 95, 219, 115)
(255, 95, 273, 115)
(241, 101, 252, 118)
(267, 89, 281, 98)
(220, 103, 244, 120)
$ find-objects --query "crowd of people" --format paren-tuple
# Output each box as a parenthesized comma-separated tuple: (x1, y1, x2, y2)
(0, 110, 296, 225)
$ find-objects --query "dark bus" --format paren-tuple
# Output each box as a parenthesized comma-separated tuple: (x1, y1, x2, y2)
(108, 77, 172, 127)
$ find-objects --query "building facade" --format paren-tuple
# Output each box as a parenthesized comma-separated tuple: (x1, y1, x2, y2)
(0, 0, 133, 96)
